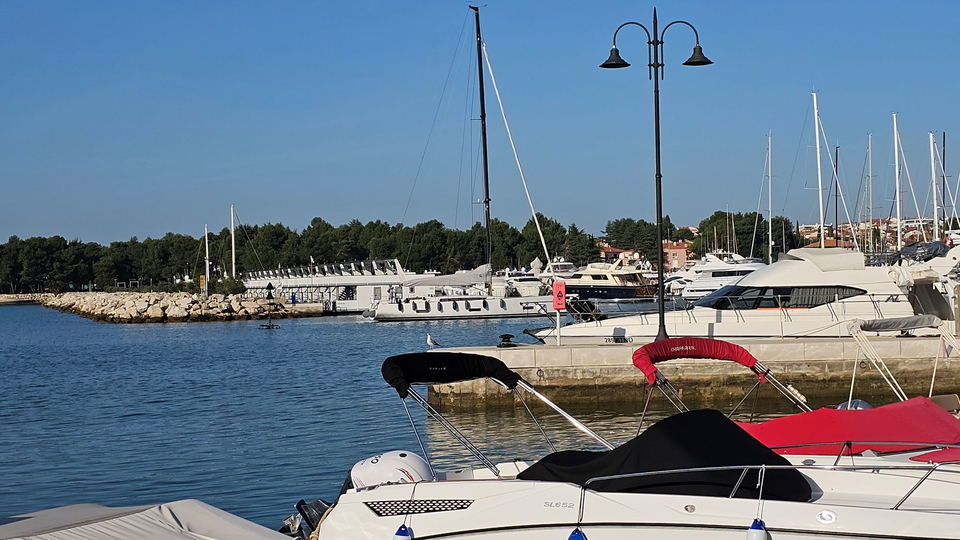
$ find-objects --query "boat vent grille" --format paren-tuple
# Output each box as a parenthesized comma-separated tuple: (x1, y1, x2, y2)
(364, 499, 474, 517)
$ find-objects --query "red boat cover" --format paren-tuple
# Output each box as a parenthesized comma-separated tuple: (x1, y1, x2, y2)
(632, 337, 763, 386)
(737, 397, 960, 455)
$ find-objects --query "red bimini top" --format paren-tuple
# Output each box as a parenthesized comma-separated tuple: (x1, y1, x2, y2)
(632, 337, 764, 386)
(737, 397, 960, 457)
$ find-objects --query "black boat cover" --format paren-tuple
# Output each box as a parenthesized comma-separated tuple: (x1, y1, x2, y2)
(899, 241, 950, 262)
(381, 352, 523, 398)
(517, 409, 812, 502)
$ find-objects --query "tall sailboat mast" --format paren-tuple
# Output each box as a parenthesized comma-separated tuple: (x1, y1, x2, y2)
(867, 133, 873, 252)
(230, 204, 236, 278)
(203, 224, 210, 297)
(813, 92, 826, 248)
(894, 113, 902, 250)
(471, 6, 493, 278)
(767, 132, 774, 260)
(930, 132, 940, 240)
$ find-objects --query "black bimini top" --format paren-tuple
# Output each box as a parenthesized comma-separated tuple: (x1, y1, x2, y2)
(517, 409, 812, 502)
(381, 352, 523, 397)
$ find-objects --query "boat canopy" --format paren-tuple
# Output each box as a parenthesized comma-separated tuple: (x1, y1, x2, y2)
(381, 352, 522, 398)
(0, 499, 289, 540)
(738, 397, 960, 455)
(779, 247, 865, 272)
(632, 337, 764, 385)
(400, 264, 491, 287)
(517, 409, 812, 502)
(857, 314, 942, 333)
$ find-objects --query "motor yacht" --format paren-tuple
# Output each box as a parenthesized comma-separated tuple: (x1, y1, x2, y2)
(530, 247, 960, 345)
(675, 252, 767, 300)
(560, 259, 656, 300)
(286, 347, 960, 540)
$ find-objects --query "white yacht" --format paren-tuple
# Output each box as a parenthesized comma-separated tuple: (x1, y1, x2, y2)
(368, 265, 552, 321)
(676, 251, 767, 300)
(531, 247, 960, 344)
(560, 259, 656, 300)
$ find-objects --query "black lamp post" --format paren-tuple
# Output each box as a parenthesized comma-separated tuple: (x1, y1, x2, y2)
(600, 8, 712, 342)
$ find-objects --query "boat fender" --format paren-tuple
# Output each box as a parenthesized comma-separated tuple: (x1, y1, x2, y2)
(746, 518, 767, 540)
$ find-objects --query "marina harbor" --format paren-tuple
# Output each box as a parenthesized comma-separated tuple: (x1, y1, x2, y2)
(10, 2, 960, 540)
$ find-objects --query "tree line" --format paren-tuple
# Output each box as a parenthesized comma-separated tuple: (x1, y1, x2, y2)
(0, 212, 801, 293)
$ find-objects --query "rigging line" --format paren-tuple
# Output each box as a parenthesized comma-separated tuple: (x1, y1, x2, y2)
(934, 145, 960, 225)
(232, 209, 267, 272)
(852, 140, 869, 228)
(482, 43, 553, 265)
(401, 12, 472, 270)
(817, 121, 859, 250)
(750, 142, 769, 258)
(896, 128, 928, 242)
(455, 35, 478, 233)
(782, 97, 812, 215)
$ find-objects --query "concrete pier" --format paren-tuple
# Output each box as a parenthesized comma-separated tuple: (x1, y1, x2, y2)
(429, 337, 960, 409)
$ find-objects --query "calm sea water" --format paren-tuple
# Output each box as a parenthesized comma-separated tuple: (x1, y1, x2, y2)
(0, 305, 788, 528)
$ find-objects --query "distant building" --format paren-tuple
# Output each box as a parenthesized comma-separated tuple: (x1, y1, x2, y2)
(662, 240, 691, 270)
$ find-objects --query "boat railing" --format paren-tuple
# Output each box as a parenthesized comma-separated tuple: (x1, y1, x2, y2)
(579, 459, 960, 513)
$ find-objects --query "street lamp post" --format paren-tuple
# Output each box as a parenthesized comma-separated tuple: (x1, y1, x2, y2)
(600, 8, 712, 342)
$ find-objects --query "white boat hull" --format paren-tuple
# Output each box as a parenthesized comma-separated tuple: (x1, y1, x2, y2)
(533, 299, 924, 345)
(319, 470, 960, 540)
(373, 295, 552, 321)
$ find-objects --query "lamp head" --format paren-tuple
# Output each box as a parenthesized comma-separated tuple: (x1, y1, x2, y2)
(682, 44, 713, 66)
(599, 47, 630, 69)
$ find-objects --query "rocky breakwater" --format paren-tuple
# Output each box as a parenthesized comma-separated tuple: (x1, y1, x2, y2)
(40, 292, 289, 323)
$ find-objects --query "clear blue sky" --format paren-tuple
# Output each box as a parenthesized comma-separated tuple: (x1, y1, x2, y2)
(3, 1, 959, 244)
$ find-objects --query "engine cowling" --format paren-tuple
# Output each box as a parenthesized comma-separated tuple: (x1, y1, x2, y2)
(349, 451, 435, 489)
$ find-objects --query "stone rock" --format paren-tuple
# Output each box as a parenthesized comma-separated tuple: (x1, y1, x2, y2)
(166, 305, 189, 320)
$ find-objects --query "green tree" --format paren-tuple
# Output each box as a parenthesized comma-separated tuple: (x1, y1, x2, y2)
(517, 214, 566, 269)
(565, 224, 597, 266)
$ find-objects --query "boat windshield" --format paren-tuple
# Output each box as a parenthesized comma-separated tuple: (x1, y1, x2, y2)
(694, 285, 866, 310)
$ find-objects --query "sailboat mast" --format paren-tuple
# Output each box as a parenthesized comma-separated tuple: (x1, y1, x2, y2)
(894, 113, 902, 250)
(767, 131, 774, 261)
(867, 133, 873, 252)
(931, 132, 940, 240)
(471, 6, 493, 274)
(204, 224, 210, 298)
(834, 145, 839, 245)
(813, 92, 826, 248)
(230, 204, 236, 278)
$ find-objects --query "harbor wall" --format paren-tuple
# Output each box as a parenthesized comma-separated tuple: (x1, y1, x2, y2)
(428, 337, 960, 410)
(37, 292, 326, 323)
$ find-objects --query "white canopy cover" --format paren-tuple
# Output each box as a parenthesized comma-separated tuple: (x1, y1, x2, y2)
(0, 500, 289, 540)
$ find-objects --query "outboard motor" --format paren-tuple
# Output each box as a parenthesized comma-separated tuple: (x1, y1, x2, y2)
(350, 450, 435, 489)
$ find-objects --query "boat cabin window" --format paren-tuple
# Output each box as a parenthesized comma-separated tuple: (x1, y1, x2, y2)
(695, 285, 867, 310)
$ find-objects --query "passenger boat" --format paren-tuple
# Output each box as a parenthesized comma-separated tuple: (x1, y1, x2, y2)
(530, 246, 960, 344)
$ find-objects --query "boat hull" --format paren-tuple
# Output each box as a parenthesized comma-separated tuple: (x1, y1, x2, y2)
(318, 475, 960, 540)
(372, 295, 552, 321)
